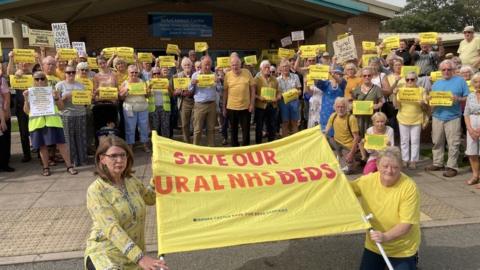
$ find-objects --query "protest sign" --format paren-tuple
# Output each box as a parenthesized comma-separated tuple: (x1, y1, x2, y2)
(299, 45, 317, 58)
(364, 134, 388, 151)
(362, 41, 376, 51)
(467, 80, 475, 92)
(309, 65, 330, 80)
(362, 54, 377, 66)
(333, 35, 357, 63)
(173, 77, 190, 90)
(158, 56, 176, 68)
(197, 74, 215, 87)
(76, 77, 93, 93)
(306, 74, 314, 86)
(430, 71, 442, 82)
(291, 30, 304, 41)
(57, 48, 77, 61)
(71, 90, 92, 105)
(28, 87, 55, 117)
(244, 55, 257, 65)
(28, 29, 54, 47)
(419, 32, 438, 45)
(51, 23, 70, 48)
(137, 52, 153, 63)
(116, 47, 135, 63)
(128, 82, 146, 95)
(166, 44, 180, 55)
(71, 42, 86, 56)
(13, 49, 35, 64)
(87, 57, 99, 69)
(9, 75, 33, 89)
(280, 36, 292, 47)
(383, 35, 400, 51)
(429, 91, 453, 106)
(102, 47, 116, 59)
(315, 44, 327, 53)
(398, 87, 422, 102)
(98, 87, 118, 100)
(278, 48, 295, 59)
(401, 66, 420, 77)
(261, 87, 276, 101)
(216, 57, 230, 68)
(194, 42, 208, 52)
(152, 127, 370, 254)
(352, 100, 374, 115)
(282, 89, 299, 104)
(150, 78, 170, 90)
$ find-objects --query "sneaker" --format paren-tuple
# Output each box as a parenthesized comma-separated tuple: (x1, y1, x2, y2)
(442, 168, 457, 177)
(425, 164, 444, 171)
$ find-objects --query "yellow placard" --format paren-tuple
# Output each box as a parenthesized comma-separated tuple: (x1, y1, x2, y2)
(116, 47, 135, 63)
(429, 91, 453, 106)
(398, 87, 422, 102)
(152, 127, 370, 254)
(430, 71, 442, 82)
(76, 77, 93, 93)
(57, 48, 77, 61)
(383, 35, 400, 51)
(401, 66, 421, 77)
(137, 52, 153, 63)
(166, 44, 180, 55)
(102, 47, 117, 59)
(309, 65, 330, 72)
(362, 54, 377, 66)
(216, 57, 230, 68)
(128, 82, 146, 95)
(306, 74, 314, 86)
(352, 100, 374, 115)
(98, 87, 118, 100)
(158, 56, 176, 68)
(467, 80, 475, 92)
(244, 55, 257, 65)
(194, 42, 208, 52)
(282, 88, 299, 104)
(71, 90, 92, 105)
(309, 65, 330, 80)
(337, 33, 349, 40)
(261, 87, 277, 101)
(315, 44, 327, 53)
(419, 32, 438, 45)
(173, 77, 191, 90)
(150, 78, 170, 90)
(13, 49, 35, 64)
(197, 74, 215, 88)
(299, 45, 318, 58)
(364, 134, 387, 151)
(87, 57, 99, 69)
(278, 48, 295, 59)
(9, 75, 33, 89)
(362, 41, 376, 51)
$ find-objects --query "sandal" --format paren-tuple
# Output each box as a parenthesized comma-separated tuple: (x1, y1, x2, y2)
(466, 177, 479, 185)
(42, 167, 51, 177)
(66, 166, 78, 175)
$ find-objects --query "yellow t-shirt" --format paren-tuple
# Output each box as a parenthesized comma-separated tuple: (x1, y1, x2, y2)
(458, 37, 480, 66)
(396, 87, 427, 125)
(255, 75, 278, 109)
(350, 172, 421, 258)
(326, 113, 359, 149)
(225, 69, 255, 110)
(345, 76, 362, 100)
(56, 69, 65, 81)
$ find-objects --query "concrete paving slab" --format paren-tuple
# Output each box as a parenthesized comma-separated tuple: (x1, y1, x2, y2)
(418, 181, 472, 197)
(31, 191, 86, 208)
(0, 193, 42, 210)
(0, 180, 54, 194)
(47, 178, 94, 192)
(441, 195, 480, 215)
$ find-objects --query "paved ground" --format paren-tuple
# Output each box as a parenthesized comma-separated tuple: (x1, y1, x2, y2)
(1, 128, 480, 269)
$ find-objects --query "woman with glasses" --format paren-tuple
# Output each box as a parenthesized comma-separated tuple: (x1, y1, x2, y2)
(119, 65, 150, 152)
(56, 65, 88, 167)
(84, 135, 169, 270)
(23, 71, 77, 176)
(317, 67, 347, 135)
(148, 66, 172, 138)
(344, 62, 362, 104)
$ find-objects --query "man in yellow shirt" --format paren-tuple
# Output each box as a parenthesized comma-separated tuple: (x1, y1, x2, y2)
(324, 97, 360, 174)
(458, 26, 480, 70)
(222, 55, 255, 146)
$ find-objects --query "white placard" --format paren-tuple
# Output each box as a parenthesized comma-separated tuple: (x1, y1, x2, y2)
(281, 36, 293, 47)
(28, 87, 55, 117)
(333, 35, 358, 63)
(51, 23, 71, 49)
(28, 29, 54, 47)
(72, 42, 86, 55)
(291, 30, 305, 41)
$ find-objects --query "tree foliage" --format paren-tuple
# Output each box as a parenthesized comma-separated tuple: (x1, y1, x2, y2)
(381, 0, 480, 32)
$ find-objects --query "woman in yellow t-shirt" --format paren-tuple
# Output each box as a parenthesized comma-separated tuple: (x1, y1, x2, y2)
(85, 136, 169, 270)
(393, 72, 428, 169)
(351, 146, 420, 270)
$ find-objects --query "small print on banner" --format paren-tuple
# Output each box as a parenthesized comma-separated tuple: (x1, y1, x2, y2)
(128, 82, 146, 95)
(333, 35, 357, 64)
(362, 41, 376, 52)
(166, 44, 180, 55)
(13, 49, 35, 64)
(9, 75, 33, 89)
(397, 87, 422, 102)
(429, 91, 453, 106)
(98, 87, 118, 100)
(28, 29, 54, 48)
(159, 56, 176, 68)
(71, 90, 92, 105)
(138, 52, 153, 63)
(150, 78, 170, 91)
(71, 42, 86, 56)
(261, 87, 276, 101)
(57, 48, 77, 61)
(87, 57, 99, 69)
(282, 89, 299, 104)
(197, 74, 215, 88)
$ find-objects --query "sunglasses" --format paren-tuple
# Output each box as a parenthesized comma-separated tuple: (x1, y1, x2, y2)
(405, 78, 416, 82)
(152, 72, 161, 75)
(80, 69, 88, 72)
(34, 77, 46, 81)
(130, 72, 139, 74)
(65, 71, 76, 75)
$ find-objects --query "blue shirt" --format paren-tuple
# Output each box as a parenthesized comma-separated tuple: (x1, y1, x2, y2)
(432, 76, 469, 121)
(189, 71, 217, 103)
(316, 79, 346, 134)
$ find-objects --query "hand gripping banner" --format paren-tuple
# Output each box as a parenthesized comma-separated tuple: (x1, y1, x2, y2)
(152, 127, 370, 254)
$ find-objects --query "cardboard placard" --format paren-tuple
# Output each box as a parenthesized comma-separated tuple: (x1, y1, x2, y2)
(364, 134, 387, 151)
(281, 36, 293, 47)
(299, 45, 317, 58)
(158, 56, 176, 68)
(137, 52, 153, 63)
(278, 48, 295, 59)
(150, 78, 170, 90)
(194, 42, 208, 52)
(430, 71, 442, 82)
(9, 75, 33, 89)
(87, 57, 99, 69)
(13, 49, 35, 64)
(28, 87, 55, 117)
(362, 41, 376, 51)
(362, 54, 377, 66)
(244, 55, 257, 65)
(71, 42, 86, 56)
(128, 82, 146, 95)
(282, 88, 299, 103)
(352, 100, 374, 115)
(98, 87, 118, 100)
(57, 48, 77, 61)
(116, 47, 135, 63)
(216, 57, 230, 68)
(197, 74, 215, 88)
(173, 77, 191, 90)
(419, 32, 438, 45)
(429, 91, 453, 106)
(261, 87, 276, 101)
(166, 44, 180, 55)
(333, 35, 357, 63)
(398, 87, 422, 102)
(291, 30, 304, 41)
(51, 23, 70, 49)
(71, 90, 92, 105)
(28, 29, 54, 47)
(76, 77, 93, 93)
(102, 47, 116, 59)
(383, 35, 400, 51)
(400, 66, 421, 77)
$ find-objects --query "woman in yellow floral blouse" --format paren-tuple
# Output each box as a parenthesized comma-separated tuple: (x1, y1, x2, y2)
(85, 135, 169, 270)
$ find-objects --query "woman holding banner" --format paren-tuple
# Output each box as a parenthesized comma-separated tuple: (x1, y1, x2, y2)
(463, 73, 480, 186)
(351, 146, 420, 270)
(23, 71, 77, 176)
(85, 135, 169, 270)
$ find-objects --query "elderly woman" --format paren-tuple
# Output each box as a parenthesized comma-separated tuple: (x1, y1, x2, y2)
(174, 57, 194, 143)
(84, 136, 169, 270)
(316, 67, 347, 135)
(23, 71, 77, 176)
(352, 67, 385, 137)
(277, 58, 301, 137)
(119, 65, 149, 152)
(393, 72, 428, 169)
(344, 62, 362, 103)
(255, 60, 280, 143)
(359, 112, 394, 174)
(464, 73, 480, 186)
(148, 66, 172, 138)
(351, 146, 420, 270)
(56, 65, 88, 167)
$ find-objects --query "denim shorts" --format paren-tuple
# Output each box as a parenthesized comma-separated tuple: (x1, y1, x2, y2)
(279, 99, 299, 122)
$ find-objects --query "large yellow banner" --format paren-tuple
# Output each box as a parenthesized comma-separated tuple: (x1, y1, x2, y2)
(152, 127, 370, 254)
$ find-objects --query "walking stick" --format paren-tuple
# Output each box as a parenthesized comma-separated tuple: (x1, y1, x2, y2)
(363, 214, 394, 270)
(159, 254, 165, 270)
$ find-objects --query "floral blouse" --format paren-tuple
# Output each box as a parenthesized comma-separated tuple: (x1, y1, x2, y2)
(85, 176, 156, 270)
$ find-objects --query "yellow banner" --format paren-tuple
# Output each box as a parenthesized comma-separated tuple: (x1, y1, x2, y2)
(261, 87, 276, 101)
(150, 78, 170, 90)
(383, 35, 400, 51)
(430, 71, 442, 82)
(398, 87, 422, 102)
(352, 100, 374, 115)
(57, 48, 77, 61)
(152, 127, 369, 254)
(173, 77, 191, 90)
(9, 75, 33, 89)
(364, 134, 387, 151)
(362, 41, 376, 51)
(400, 66, 420, 77)
(102, 47, 116, 59)
(362, 54, 377, 66)
(116, 47, 135, 63)
(76, 77, 93, 93)
(128, 82, 146, 95)
(419, 32, 438, 45)
(71, 90, 92, 105)
(137, 52, 153, 63)
(299, 45, 317, 58)
(197, 74, 215, 88)
(158, 56, 176, 68)
(216, 57, 230, 68)
(429, 91, 453, 106)
(244, 55, 257, 65)
(166, 44, 180, 55)
(13, 49, 35, 64)
(87, 57, 99, 69)
(278, 48, 295, 59)
(282, 88, 299, 104)
(98, 87, 118, 100)
(194, 42, 208, 52)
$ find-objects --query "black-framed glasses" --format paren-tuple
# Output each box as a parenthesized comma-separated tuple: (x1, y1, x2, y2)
(104, 152, 127, 160)
(405, 78, 416, 82)
(34, 77, 46, 81)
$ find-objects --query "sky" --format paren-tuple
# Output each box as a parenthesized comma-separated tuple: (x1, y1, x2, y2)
(379, 0, 406, 7)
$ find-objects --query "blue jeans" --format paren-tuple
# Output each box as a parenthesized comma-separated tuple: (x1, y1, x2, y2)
(123, 110, 149, 145)
(359, 248, 418, 270)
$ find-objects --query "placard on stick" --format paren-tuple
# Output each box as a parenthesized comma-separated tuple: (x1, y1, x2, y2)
(51, 23, 70, 49)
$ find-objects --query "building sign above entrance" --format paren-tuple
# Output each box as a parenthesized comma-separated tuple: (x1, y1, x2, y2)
(148, 12, 213, 38)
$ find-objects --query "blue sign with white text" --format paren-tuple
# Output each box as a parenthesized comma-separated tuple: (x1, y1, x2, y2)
(148, 12, 213, 38)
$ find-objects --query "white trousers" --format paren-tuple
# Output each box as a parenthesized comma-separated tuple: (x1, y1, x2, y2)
(399, 123, 421, 162)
